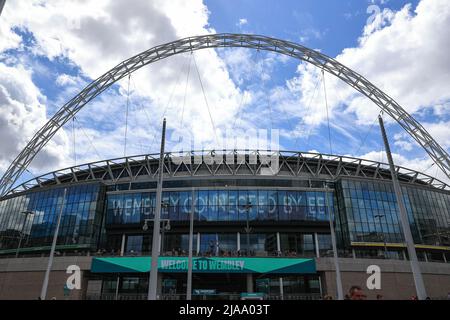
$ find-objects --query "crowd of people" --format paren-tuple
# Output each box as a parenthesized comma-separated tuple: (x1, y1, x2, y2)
(321, 286, 443, 300)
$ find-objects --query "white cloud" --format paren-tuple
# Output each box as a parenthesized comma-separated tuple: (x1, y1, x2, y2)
(0, 0, 254, 179)
(237, 18, 248, 27)
(421, 121, 450, 150)
(0, 0, 449, 188)
(0, 63, 69, 174)
(283, 0, 450, 129)
(358, 150, 450, 185)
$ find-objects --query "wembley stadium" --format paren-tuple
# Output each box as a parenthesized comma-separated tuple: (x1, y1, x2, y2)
(0, 150, 449, 300)
(0, 34, 449, 300)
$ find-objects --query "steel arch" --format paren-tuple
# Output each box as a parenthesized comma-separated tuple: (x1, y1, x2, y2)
(1, 33, 449, 197)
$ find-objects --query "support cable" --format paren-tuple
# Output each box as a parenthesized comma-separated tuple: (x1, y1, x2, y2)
(123, 74, 131, 157)
(147, 55, 191, 153)
(255, 49, 275, 133)
(192, 52, 220, 146)
(73, 116, 103, 160)
(180, 52, 193, 138)
(129, 77, 160, 153)
(322, 69, 333, 155)
(231, 47, 253, 132)
(294, 75, 322, 151)
(72, 117, 77, 166)
(354, 113, 382, 156)
(379, 112, 386, 164)
(231, 90, 247, 132)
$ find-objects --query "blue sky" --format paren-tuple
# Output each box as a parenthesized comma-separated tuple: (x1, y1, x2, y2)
(0, 0, 449, 188)
(207, 0, 419, 55)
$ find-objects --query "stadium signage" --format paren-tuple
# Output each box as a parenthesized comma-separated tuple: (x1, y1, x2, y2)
(91, 257, 316, 274)
(161, 259, 245, 271)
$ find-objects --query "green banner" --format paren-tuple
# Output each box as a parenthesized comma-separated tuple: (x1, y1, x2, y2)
(91, 256, 316, 274)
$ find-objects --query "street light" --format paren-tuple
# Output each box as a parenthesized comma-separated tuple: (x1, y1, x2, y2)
(142, 217, 171, 254)
(240, 201, 253, 256)
(41, 187, 67, 300)
(324, 182, 343, 300)
(15, 211, 35, 258)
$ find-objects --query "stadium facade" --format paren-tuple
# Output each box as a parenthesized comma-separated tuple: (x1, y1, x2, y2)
(0, 150, 449, 300)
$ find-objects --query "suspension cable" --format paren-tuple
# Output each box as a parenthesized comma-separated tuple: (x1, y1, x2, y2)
(123, 74, 131, 157)
(232, 89, 247, 132)
(322, 69, 333, 155)
(294, 75, 322, 151)
(72, 117, 76, 166)
(379, 112, 385, 163)
(354, 112, 381, 156)
(423, 162, 436, 173)
(147, 55, 191, 153)
(73, 116, 103, 160)
(254, 49, 275, 133)
(192, 52, 220, 146)
(129, 77, 156, 154)
(231, 48, 253, 132)
(180, 52, 193, 137)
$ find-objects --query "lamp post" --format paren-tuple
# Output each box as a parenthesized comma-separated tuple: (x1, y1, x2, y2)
(378, 115, 427, 299)
(148, 118, 167, 300)
(143, 217, 170, 299)
(15, 211, 34, 258)
(40, 187, 67, 300)
(324, 183, 343, 300)
(143, 218, 171, 255)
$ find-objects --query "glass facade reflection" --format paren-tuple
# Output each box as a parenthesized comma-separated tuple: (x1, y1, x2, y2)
(105, 190, 333, 225)
(0, 175, 448, 262)
(336, 178, 450, 248)
(0, 184, 104, 250)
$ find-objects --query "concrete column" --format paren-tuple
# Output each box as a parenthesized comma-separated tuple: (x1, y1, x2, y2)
(246, 273, 253, 293)
(237, 232, 241, 252)
(276, 232, 281, 253)
(120, 234, 126, 256)
(114, 276, 120, 300)
(314, 233, 320, 258)
(352, 249, 356, 259)
(158, 233, 162, 255)
(196, 232, 200, 254)
(318, 275, 323, 298)
(279, 277, 284, 300)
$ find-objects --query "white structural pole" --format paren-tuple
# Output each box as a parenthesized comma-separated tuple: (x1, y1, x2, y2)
(187, 188, 195, 300)
(325, 186, 343, 300)
(148, 118, 167, 300)
(40, 187, 67, 300)
(378, 115, 427, 299)
(0, 0, 5, 16)
(279, 277, 284, 300)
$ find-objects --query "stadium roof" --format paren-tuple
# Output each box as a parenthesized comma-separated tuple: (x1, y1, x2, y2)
(3, 150, 448, 198)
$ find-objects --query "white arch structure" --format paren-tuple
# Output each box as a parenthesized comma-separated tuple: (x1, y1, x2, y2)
(1, 33, 449, 197)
